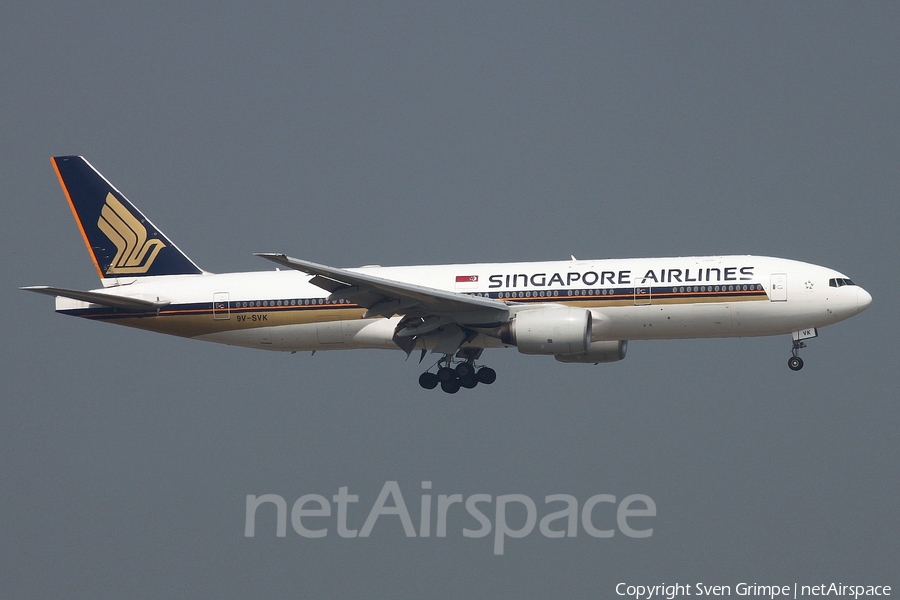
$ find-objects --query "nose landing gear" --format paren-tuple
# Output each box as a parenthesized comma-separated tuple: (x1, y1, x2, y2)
(788, 328, 817, 371)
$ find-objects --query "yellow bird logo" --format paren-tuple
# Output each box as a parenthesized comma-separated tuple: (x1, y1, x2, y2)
(96, 193, 166, 274)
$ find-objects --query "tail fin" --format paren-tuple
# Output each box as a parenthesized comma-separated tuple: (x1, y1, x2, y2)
(51, 156, 203, 281)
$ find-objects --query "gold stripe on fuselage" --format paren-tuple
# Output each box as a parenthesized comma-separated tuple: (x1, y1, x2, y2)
(82, 305, 368, 338)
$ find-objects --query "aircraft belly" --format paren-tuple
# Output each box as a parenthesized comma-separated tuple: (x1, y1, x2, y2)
(596, 300, 835, 340)
(197, 319, 400, 351)
(592, 305, 710, 340)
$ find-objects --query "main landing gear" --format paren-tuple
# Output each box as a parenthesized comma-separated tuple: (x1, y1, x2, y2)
(418, 353, 497, 393)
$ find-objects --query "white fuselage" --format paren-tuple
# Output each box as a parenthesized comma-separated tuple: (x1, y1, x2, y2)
(54, 255, 871, 354)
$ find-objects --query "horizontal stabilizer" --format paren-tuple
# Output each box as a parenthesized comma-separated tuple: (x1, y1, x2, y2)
(21, 286, 169, 311)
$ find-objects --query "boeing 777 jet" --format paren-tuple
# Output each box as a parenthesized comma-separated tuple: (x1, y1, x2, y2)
(24, 156, 872, 393)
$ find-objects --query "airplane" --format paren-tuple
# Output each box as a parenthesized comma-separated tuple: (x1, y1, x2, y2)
(23, 156, 872, 393)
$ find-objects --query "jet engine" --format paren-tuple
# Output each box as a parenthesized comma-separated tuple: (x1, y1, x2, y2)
(498, 307, 591, 355)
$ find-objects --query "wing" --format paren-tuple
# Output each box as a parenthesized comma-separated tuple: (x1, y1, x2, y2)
(255, 253, 508, 322)
(255, 253, 510, 354)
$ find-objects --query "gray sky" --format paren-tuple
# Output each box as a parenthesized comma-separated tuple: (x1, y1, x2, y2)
(2, 3, 897, 598)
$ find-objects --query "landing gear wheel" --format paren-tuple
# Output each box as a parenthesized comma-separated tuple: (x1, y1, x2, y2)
(476, 366, 497, 385)
(788, 356, 804, 371)
(441, 379, 461, 394)
(455, 362, 475, 379)
(437, 367, 455, 383)
(455, 363, 477, 388)
(459, 374, 479, 388)
(419, 372, 439, 389)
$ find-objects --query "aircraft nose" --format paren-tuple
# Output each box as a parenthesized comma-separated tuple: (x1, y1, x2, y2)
(857, 287, 873, 313)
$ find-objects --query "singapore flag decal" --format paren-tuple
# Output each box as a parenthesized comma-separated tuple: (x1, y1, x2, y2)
(455, 274, 479, 290)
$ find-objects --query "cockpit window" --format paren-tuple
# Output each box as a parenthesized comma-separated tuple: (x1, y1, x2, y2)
(829, 278, 856, 287)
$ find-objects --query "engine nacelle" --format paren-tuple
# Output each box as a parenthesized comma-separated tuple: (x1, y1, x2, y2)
(499, 307, 591, 355)
(554, 340, 628, 364)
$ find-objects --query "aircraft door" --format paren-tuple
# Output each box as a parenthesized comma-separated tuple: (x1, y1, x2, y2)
(634, 280, 652, 305)
(213, 292, 231, 319)
(770, 274, 787, 302)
